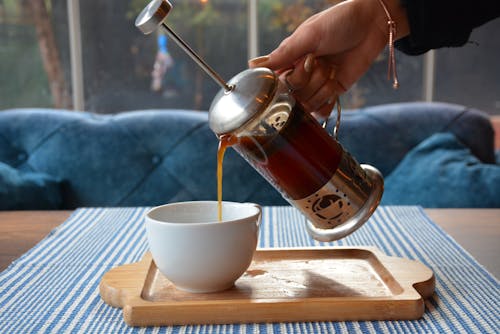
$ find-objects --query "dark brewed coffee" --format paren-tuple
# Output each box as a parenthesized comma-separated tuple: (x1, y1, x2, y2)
(233, 103, 343, 200)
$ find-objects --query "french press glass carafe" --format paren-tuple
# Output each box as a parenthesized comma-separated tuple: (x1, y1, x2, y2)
(136, 0, 383, 242)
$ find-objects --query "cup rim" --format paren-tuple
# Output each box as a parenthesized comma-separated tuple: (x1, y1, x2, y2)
(145, 200, 261, 226)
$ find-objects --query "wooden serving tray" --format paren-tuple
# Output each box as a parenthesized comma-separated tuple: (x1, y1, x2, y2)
(100, 247, 434, 326)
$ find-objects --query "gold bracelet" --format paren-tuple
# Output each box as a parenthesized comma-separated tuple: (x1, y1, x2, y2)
(376, 0, 399, 89)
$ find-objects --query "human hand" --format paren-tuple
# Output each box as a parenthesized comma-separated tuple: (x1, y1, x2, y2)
(249, 0, 409, 118)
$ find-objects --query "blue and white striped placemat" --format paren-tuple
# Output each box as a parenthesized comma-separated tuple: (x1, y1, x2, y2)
(0, 206, 498, 333)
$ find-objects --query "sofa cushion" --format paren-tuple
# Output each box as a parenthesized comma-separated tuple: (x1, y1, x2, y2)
(0, 162, 62, 209)
(336, 102, 495, 176)
(0, 108, 285, 208)
(382, 133, 500, 207)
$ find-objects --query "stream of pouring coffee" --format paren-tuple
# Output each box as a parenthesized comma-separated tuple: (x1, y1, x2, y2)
(217, 134, 237, 221)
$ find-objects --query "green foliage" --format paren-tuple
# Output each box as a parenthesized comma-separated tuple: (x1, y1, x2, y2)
(1, 0, 22, 16)
(0, 24, 52, 109)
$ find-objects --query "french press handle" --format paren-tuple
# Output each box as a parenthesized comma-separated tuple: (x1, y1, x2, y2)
(284, 71, 342, 140)
(322, 97, 342, 141)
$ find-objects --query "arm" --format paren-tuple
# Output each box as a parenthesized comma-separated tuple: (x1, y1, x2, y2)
(397, 0, 500, 54)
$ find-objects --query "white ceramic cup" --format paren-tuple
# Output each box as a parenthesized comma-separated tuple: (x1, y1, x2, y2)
(145, 201, 261, 293)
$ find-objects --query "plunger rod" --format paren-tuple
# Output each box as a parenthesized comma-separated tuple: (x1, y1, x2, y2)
(160, 23, 232, 92)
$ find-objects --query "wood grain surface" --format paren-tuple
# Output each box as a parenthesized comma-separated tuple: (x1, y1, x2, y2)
(99, 248, 435, 326)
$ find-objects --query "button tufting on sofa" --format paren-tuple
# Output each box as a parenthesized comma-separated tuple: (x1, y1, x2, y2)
(151, 155, 161, 165)
(17, 152, 27, 162)
(0, 103, 498, 209)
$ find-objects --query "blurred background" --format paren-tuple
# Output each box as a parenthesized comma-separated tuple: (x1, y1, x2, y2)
(1, 0, 499, 115)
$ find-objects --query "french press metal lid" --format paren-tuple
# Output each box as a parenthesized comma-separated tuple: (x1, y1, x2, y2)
(209, 68, 280, 134)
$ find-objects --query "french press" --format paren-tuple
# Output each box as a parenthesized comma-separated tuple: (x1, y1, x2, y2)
(136, 0, 384, 242)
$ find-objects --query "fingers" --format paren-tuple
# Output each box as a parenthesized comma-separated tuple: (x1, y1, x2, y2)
(304, 79, 337, 111)
(312, 101, 337, 121)
(308, 92, 338, 120)
(250, 52, 347, 118)
(283, 56, 344, 116)
(282, 54, 314, 91)
(291, 64, 330, 102)
(248, 55, 271, 68)
(248, 20, 321, 71)
(266, 32, 319, 70)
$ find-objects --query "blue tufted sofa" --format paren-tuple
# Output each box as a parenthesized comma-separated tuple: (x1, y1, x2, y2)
(1, 102, 499, 210)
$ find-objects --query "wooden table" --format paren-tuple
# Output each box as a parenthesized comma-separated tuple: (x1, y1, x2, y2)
(1, 209, 498, 278)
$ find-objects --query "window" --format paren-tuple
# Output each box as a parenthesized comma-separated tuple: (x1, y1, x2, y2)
(0, 0, 68, 109)
(1, 0, 498, 116)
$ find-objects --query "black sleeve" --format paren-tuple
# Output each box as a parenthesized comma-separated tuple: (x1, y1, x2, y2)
(395, 0, 500, 55)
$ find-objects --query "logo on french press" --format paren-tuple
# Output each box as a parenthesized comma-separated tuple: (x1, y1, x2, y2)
(305, 192, 353, 226)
